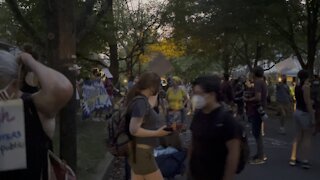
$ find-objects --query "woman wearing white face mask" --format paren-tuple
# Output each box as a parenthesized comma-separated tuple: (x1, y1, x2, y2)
(191, 94, 206, 110)
(189, 75, 242, 180)
(0, 50, 73, 180)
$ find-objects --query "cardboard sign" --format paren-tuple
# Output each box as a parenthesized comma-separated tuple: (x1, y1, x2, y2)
(148, 53, 173, 76)
(0, 99, 26, 171)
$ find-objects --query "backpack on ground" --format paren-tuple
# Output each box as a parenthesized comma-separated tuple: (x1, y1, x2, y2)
(106, 96, 148, 157)
(155, 150, 187, 178)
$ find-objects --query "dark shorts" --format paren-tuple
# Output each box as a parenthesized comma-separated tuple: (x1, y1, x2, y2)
(249, 114, 262, 139)
(236, 102, 244, 115)
(128, 146, 158, 175)
(294, 110, 313, 131)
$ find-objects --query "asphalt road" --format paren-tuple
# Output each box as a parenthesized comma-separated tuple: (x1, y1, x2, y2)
(104, 109, 320, 180)
(236, 112, 320, 180)
(175, 110, 320, 180)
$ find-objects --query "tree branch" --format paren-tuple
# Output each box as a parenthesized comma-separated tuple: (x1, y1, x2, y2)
(263, 55, 285, 71)
(267, 18, 306, 68)
(76, 0, 97, 33)
(5, 0, 45, 46)
(77, 0, 111, 43)
(263, 64, 275, 71)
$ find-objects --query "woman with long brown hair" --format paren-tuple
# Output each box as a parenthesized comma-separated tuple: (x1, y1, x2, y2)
(126, 72, 171, 180)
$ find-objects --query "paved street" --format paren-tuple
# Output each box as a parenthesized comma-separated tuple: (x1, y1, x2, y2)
(176, 110, 320, 180)
(104, 110, 320, 180)
(237, 111, 320, 180)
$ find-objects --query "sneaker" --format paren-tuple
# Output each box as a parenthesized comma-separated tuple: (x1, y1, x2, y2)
(253, 154, 268, 161)
(250, 158, 266, 165)
(289, 159, 297, 166)
(289, 159, 302, 166)
(263, 155, 268, 161)
(301, 161, 312, 169)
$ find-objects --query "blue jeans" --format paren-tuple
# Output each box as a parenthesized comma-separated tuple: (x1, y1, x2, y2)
(249, 114, 264, 158)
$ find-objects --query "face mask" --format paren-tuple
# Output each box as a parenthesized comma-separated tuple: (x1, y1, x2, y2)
(191, 95, 206, 109)
(0, 80, 15, 101)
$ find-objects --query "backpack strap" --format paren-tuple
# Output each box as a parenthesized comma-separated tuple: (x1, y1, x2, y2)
(131, 95, 150, 111)
(127, 95, 150, 163)
(21, 94, 52, 180)
(22, 94, 53, 148)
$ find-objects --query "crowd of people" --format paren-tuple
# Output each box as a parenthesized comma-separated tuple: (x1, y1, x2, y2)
(0, 44, 319, 180)
(120, 66, 320, 180)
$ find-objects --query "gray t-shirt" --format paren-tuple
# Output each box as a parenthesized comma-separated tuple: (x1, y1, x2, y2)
(130, 96, 159, 147)
(254, 79, 268, 107)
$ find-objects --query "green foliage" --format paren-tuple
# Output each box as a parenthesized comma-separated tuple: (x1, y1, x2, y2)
(171, 56, 223, 81)
(164, 0, 292, 74)
(114, 0, 167, 73)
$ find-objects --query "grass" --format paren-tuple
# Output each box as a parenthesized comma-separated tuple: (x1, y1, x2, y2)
(77, 119, 108, 180)
(53, 115, 109, 180)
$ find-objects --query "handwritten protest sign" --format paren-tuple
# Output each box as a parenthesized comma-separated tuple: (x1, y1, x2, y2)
(0, 99, 26, 171)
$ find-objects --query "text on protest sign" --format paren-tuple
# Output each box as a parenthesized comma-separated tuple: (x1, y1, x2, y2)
(0, 99, 26, 171)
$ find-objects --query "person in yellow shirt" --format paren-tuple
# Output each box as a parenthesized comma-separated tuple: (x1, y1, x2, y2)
(166, 79, 188, 124)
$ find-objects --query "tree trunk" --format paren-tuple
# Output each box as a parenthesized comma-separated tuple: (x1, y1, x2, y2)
(109, 44, 119, 83)
(45, 0, 77, 171)
(138, 59, 141, 75)
(291, 43, 306, 69)
(106, 0, 119, 84)
(44, 1, 59, 65)
(306, 1, 318, 75)
(222, 53, 230, 74)
(57, 0, 77, 171)
(307, 41, 316, 75)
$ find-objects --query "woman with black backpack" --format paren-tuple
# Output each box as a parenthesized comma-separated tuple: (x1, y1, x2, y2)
(125, 72, 172, 180)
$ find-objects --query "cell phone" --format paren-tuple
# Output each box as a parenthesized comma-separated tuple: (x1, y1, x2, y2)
(163, 127, 174, 132)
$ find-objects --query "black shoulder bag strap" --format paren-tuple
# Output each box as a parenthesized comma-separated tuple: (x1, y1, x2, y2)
(127, 95, 150, 163)
(22, 94, 52, 180)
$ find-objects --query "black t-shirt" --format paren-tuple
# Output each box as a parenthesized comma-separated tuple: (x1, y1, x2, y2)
(221, 81, 234, 104)
(190, 106, 242, 180)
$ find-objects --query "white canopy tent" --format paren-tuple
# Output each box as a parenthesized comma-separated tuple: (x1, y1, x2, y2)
(264, 56, 302, 76)
(275, 56, 302, 77)
(232, 56, 303, 77)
